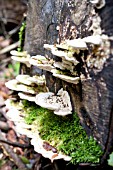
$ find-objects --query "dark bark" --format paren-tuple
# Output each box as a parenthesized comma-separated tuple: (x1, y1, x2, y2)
(24, 0, 113, 163)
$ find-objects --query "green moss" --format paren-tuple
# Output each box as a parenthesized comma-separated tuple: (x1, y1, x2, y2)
(18, 22, 26, 52)
(22, 100, 38, 124)
(22, 100, 103, 164)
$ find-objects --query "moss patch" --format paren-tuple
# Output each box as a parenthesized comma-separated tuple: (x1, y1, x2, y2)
(22, 100, 103, 164)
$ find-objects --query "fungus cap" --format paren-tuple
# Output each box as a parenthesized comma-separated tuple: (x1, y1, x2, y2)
(35, 92, 60, 110)
(29, 56, 54, 72)
(66, 39, 87, 50)
(5, 79, 38, 94)
(31, 137, 71, 162)
(18, 92, 36, 102)
(16, 75, 45, 86)
(83, 35, 102, 45)
(11, 56, 30, 67)
(52, 69, 80, 84)
(43, 44, 54, 50)
(10, 50, 28, 57)
(35, 89, 72, 116)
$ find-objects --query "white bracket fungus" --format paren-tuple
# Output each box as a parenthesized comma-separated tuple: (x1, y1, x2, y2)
(44, 42, 79, 65)
(43, 44, 54, 50)
(54, 61, 74, 72)
(51, 69, 80, 84)
(83, 35, 102, 45)
(35, 92, 60, 110)
(5, 79, 37, 94)
(10, 50, 31, 67)
(18, 92, 36, 102)
(35, 88, 72, 116)
(5, 79, 46, 95)
(5, 75, 47, 99)
(16, 74, 45, 86)
(31, 137, 71, 162)
(66, 39, 88, 50)
(10, 50, 28, 57)
(51, 48, 79, 65)
(29, 55, 54, 72)
(56, 43, 71, 50)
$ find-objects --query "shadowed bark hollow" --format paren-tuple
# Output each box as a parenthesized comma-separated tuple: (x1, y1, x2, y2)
(24, 0, 113, 163)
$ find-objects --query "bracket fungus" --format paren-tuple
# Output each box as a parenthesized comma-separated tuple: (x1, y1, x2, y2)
(16, 74, 45, 86)
(44, 43, 79, 65)
(43, 44, 54, 50)
(5, 100, 40, 140)
(43, 33, 109, 81)
(53, 49, 79, 65)
(35, 92, 60, 110)
(10, 50, 31, 67)
(35, 88, 72, 116)
(66, 39, 88, 50)
(83, 35, 102, 45)
(29, 55, 54, 72)
(53, 61, 74, 72)
(5, 79, 39, 94)
(5, 99, 32, 130)
(51, 69, 80, 84)
(18, 92, 36, 102)
(31, 137, 71, 162)
(5, 75, 47, 100)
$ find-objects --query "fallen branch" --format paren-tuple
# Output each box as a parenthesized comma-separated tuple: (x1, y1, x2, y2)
(0, 41, 19, 55)
(0, 138, 31, 148)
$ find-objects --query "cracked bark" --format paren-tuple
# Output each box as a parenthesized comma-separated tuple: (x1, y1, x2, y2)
(24, 0, 113, 163)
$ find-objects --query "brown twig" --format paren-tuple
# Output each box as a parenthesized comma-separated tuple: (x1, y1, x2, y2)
(0, 41, 19, 55)
(0, 138, 31, 148)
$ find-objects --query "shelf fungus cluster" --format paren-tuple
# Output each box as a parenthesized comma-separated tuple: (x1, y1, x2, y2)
(6, 74, 72, 116)
(43, 34, 109, 79)
(5, 74, 47, 102)
(10, 34, 108, 84)
(48, 36, 102, 79)
(35, 88, 72, 116)
(5, 35, 105, 164)
(29, 55, 54, 72)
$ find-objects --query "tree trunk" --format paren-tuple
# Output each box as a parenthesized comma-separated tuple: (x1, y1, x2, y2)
(24, 0, 113, 163)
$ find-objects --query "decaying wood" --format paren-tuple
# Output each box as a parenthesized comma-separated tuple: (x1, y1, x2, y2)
(24, 0, 113, 163)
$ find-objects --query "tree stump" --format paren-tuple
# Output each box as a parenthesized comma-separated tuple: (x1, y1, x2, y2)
(24, 0, 113, 164)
